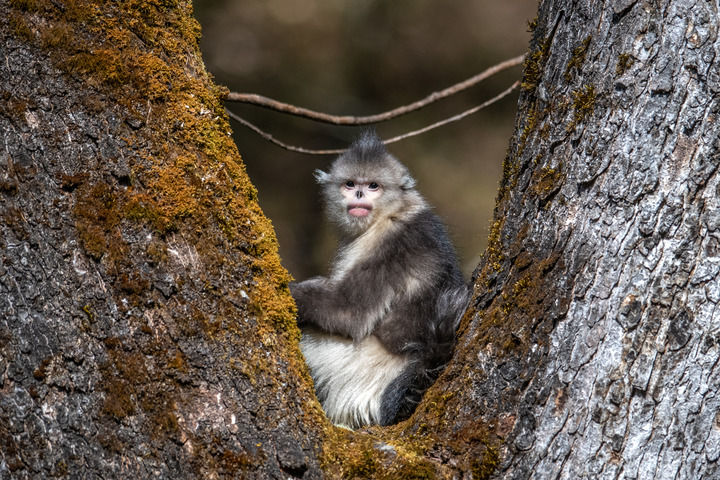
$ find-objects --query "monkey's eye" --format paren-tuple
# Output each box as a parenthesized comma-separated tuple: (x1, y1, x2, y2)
(368, 182, 379, 190)
(345, 181, 355, 188)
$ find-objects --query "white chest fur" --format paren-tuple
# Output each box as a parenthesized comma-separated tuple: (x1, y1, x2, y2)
(300, 327, 410, 428)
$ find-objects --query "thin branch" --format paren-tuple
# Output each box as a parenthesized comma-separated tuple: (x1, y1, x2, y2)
(382, 81, 520, 145)
(225, 110, 346, 155)
(225, 81, 520, 155)
(226, 54, 526, 125)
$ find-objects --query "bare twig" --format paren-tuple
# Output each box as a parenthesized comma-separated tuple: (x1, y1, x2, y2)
(225, 81, 520, 155)
(225, 110, 346, 154)
(226, 54, 526, 125)
(382, 81, 520, 145)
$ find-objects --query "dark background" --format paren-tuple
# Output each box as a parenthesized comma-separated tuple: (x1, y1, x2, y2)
(194, 1, 537, 279)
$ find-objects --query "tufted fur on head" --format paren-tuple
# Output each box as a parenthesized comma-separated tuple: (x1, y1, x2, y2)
(314, 130, 422, 237)
(314, 130, 416, 189)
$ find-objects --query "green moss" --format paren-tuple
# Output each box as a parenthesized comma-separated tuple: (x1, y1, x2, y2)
(520, 104, 538, 145)
(318, 424, 446, 479)
(483, 218, 505, 276)
(526, 17, 538, 33)
(344, 446, 379, 478)
(82, 304, 95, 321)
(470, 444, 499, 480)
(564, 36, 591, 82)
(568, 84, 596, 130)
(521, 36, 550, 92)
(616, 53, 634, 75)
(53, 459, 69, 477)
(531, 164, 564, 198)
(516, 102, 543, 160)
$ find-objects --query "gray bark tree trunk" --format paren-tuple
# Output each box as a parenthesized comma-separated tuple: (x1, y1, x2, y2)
(3, 0, 719, 479)
(461, 0, 720, 477)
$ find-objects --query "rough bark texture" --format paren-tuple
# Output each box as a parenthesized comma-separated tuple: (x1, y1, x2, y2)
(0, 1, 326, 478)
(425, 0, 720, 478)
(4, 0, 720, 479)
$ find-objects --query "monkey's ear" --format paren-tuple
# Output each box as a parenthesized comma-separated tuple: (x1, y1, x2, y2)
(314, 169, 331, 184)
(400, 174, 416, 190)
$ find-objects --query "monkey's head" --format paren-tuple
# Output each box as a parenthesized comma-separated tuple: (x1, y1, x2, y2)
(314, 131, 421, 236)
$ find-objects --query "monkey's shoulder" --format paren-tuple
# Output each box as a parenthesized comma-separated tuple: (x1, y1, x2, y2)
(388, 208, 458, 259)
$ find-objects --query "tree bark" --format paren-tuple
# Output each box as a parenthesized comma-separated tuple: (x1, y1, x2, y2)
(432, 0, 720, 478)
(0, 1, 326, 478)
(3, 0, 719, 479)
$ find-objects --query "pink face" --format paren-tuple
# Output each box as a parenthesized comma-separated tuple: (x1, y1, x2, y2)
(341, 180, 382, 218)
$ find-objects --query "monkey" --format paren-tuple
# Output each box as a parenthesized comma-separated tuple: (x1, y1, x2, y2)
(290, 130, 469, 428)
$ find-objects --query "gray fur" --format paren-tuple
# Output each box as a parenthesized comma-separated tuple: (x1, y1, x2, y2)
(291, 131, 469, 428)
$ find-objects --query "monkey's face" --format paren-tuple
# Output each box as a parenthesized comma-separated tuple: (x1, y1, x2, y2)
(322, 177, 385, 235)
(340, 180, 382, 219)
(327, 172, 417, 237)
(315, 140, 416, 237)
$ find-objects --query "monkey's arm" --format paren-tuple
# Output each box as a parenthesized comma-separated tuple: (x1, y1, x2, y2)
(292, 212, 464, 342)
(290, 263, 397, 341)
(289, 277, 329, 321)
(289, 277, 354, 333)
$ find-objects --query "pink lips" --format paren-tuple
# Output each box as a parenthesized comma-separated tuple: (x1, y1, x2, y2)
(347, 204, 372, 217)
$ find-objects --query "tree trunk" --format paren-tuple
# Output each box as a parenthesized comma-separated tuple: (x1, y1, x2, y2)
(435, 0, 720, 478)
(0, 1, 326, 478)
(3, 0, 719, 479)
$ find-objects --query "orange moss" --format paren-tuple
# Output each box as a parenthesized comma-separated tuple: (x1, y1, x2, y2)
(10, 0, 299, 417)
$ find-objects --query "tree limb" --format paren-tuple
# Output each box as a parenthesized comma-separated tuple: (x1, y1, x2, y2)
(226, 81, 520, 155)
(225, 54, 526, 125)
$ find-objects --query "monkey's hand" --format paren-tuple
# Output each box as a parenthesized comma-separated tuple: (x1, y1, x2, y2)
(290, 277, 366, 341)
(290, 277, 329, 325)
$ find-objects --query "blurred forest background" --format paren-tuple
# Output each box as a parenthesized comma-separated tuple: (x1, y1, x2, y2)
(194, 1, 537, 280)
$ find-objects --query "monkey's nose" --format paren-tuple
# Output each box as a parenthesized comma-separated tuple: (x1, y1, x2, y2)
(356, 191, 363, 199)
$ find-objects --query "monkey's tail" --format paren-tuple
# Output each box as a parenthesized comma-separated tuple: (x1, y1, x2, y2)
(436, 284, 472, 338)
(422, 283, 471, 375)
(378, 284, 471, 425)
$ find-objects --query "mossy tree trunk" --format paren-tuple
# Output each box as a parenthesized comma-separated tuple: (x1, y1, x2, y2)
(0, 1, 326, 478)
(3, 0, 720, 479)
